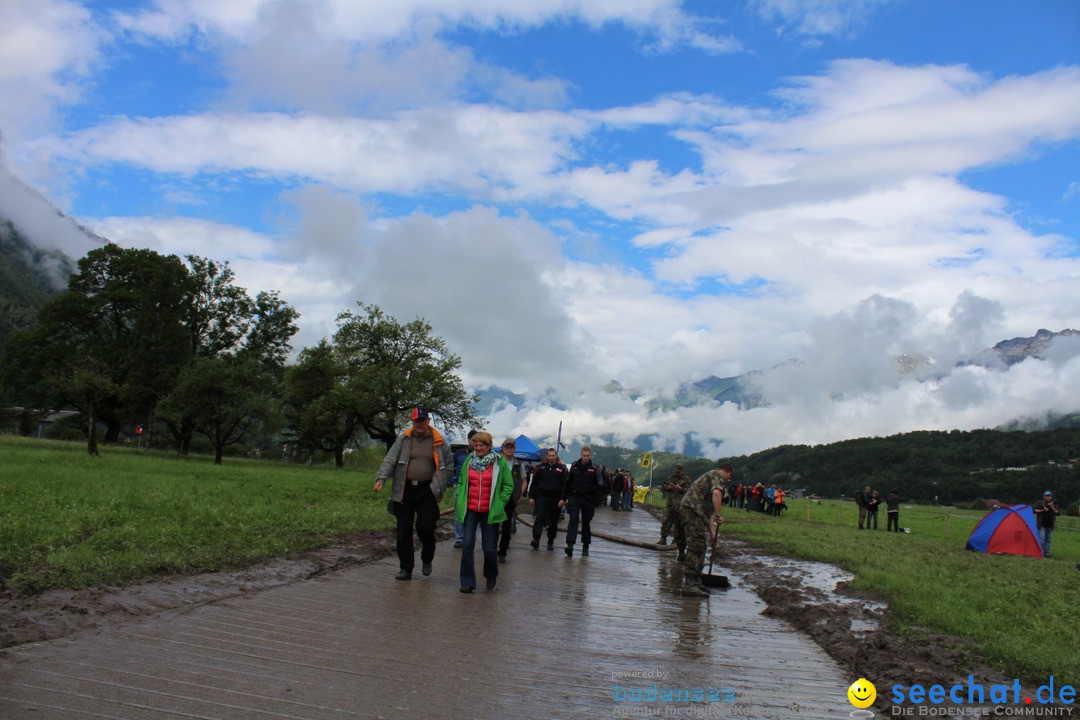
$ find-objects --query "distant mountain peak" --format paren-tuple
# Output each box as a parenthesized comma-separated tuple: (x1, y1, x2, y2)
(993, 328, 1079, 366)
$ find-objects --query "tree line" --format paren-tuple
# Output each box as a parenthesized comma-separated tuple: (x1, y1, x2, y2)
(0, 244, 478, 463)
(715, 428, 1080, 507)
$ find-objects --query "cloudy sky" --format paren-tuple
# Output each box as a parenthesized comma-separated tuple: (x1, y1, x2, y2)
(2, 0, 1079, 456)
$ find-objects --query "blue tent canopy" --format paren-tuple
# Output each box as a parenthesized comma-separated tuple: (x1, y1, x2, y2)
(513, 434, 542, 461)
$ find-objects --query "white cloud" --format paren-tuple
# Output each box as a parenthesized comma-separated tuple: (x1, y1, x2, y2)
(0, 0, 107, 144)
(113, 0, 728, 49)
(0, 162, 99, 261)
(43, 106, 590, 197)
(750, 0, 898, 37)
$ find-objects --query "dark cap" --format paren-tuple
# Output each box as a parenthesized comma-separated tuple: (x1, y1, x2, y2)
(410, 406, 430, 421)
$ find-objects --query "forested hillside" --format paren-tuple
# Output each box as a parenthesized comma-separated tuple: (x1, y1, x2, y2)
(717, 427, 1080, 506)
(0, 220, 71, 355)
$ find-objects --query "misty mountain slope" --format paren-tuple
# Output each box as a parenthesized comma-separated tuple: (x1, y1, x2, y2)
(0, 220, 74, 352)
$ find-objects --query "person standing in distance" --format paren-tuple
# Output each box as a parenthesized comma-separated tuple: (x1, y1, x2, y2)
(1033, 490, 1061, 558)
(659, 464, 689, 557)
(529, 448, 567, 550)
(373, 407, 452, 580)
(677, 462, 729, 598)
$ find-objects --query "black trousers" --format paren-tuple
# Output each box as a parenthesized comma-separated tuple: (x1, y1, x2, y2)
(565, 496, 595, 547)
(497, 498, 517, 555)
(887, 511, 899, 532)
(394, 482, 438, 571)
(532, 494, 561, 544)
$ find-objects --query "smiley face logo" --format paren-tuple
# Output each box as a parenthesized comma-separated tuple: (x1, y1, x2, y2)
(847, 678, 876, 708)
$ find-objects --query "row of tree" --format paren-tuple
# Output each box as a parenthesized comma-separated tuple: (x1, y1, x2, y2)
(715, 428, 1080, 505)
(0, 244, 478, 463)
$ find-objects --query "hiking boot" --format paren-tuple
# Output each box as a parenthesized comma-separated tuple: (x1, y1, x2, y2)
(530, 539, 539, 550)
(421, 561, 432, 576)
(582, 546, 589, 557)
(564, 546, 573, 557)
(486, 578, 496, 590)
(681, 584, 709, 598)
(547, 540, 555, 551)
(454, 540, 463, 548)
(395, 569, 412, 581)
(497, 553, 507, 563)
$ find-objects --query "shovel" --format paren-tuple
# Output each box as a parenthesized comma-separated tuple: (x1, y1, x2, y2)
(701, 530, 730, 589)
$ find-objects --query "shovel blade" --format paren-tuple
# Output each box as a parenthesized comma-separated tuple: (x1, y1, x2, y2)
(701, 573, 730, 588)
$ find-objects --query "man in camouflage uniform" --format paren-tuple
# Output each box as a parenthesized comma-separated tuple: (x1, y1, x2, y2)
(677, 462, 731, 598)
(659, 464, 689, 559)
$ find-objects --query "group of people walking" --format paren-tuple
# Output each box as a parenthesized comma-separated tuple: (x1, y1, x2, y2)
(374, 408, 616, 593)
(374, 410, 740, 600)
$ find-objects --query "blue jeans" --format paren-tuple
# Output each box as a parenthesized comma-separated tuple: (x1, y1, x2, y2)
(1039, 526, 1053, 557)
(460, 509, 499, 589)
(622, 488, 633, 509)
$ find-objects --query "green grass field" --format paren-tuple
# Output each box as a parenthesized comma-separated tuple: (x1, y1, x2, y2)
(710, 497, 1080, 683)
(0, 436, 393, 593)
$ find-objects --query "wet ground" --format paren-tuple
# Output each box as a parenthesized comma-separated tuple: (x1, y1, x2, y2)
(0, 504, 1032, 719)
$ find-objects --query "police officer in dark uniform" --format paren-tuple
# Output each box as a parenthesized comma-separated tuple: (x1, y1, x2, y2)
(529, 447, 567, 550)
(563, 446, 601, 557)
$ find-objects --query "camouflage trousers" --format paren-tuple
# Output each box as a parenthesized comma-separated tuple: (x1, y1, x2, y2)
(679, 508, 710, 574)
(661, 502, 686, 548)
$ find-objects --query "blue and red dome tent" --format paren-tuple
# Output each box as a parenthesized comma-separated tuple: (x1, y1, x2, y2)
(965, 504, 1044, 558)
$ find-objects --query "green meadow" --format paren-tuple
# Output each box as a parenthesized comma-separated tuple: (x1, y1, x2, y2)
(0, 436, 393, 593)
(2, 435, 1078, 684)
(714, 498, 1080, 683)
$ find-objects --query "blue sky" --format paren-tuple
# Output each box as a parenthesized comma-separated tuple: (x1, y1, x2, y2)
(1, 0, 1079, 455)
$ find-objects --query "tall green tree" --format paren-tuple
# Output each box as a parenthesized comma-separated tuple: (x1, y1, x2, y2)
(281, 340, 360, 467)
(282, 304, 478, 460)
(334, 303, 478, 450)
(165, 257, 299, 453)
(1, 244, 190, 452)
(159, 355, 274, 464)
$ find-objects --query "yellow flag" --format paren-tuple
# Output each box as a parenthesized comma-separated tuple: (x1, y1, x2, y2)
(640, 452, 653, 468)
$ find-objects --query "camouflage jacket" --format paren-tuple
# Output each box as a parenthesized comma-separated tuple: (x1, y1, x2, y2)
(679, 469, 726, 520)
(661, 471, 689, 505)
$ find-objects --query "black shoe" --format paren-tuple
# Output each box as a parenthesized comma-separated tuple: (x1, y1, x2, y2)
(422, 561, 432, 576)
(497, 553, 506, 563)
(395, 569, 412, 581)
(582, 546, 589, 557)
(454, 540, 463, 548)
(460, 586, 474, 593)
(547, 541, 554, 551)
(486, 578, 496, 590)
(564, 546, 573, 557)
(530, 540, 539, 550)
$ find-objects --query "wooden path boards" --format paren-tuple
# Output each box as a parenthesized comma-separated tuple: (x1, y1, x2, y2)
(0, 506, 853, 719)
